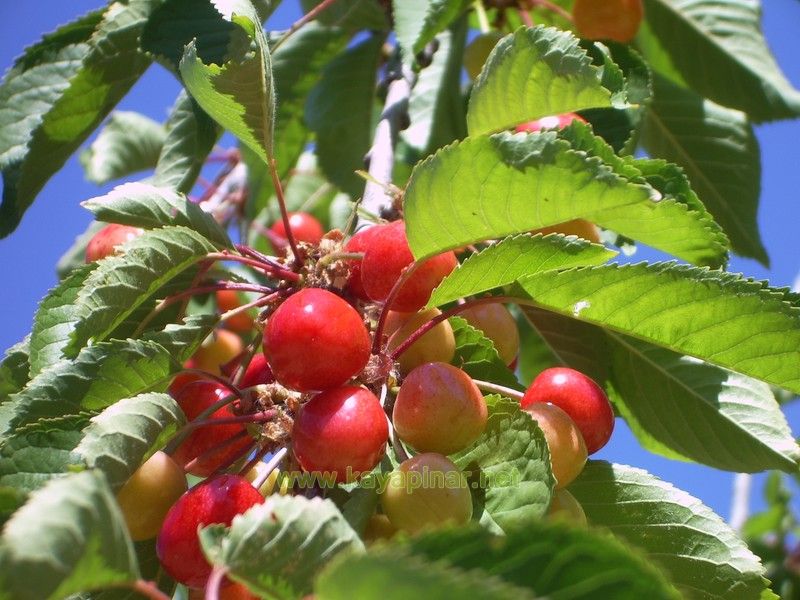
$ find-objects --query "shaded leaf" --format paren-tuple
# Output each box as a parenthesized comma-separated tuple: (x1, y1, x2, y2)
(450, 317, 522, 392)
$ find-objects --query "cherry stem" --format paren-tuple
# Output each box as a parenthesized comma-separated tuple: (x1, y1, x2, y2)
(251, 447, 288, 489)
(179, 259, 214, 319)
(472, 378, 524, 400)
(271, 0, 342, 52)
(235, 244, 294, 275)
(183, 430, 251, 474)
(238, 443, 275, 477)
(207, 251, 300, 281)
(198, 152, 240, 204)
(219, 292, 282, 325)
(517, 7, 535, 27)
(131, 580, 171, 600)
(268, 157, 303, 266)
(180, 369, 245, 399)
(231, 331, 263, 388)
(317, 251, 364, 268)
(163, 390, 243, 454)
(205, 567, 226, 600)
(388, 295, 523, 360)
(184, 410, 277, 432)
(388, 417, 410, 463)
(372, 260, 425, 354)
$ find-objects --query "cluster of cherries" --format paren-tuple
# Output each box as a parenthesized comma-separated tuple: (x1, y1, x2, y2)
(85, 197, 615, 596)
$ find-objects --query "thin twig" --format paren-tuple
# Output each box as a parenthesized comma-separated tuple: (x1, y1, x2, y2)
(472, 378, 524, 400)
(371, 261, 424, 354)
(205, 567, 226, 600)
(528, 0, 573, 23)
(252, 447, 289, 489)
(271, 0, 342, 52)
(131, 580, 171, 600)
(268, 157, 303, 266)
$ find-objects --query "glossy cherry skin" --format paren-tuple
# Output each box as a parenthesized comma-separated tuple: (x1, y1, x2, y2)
(172, 381, 253, 477)
(237, 354, 275, 389)
(344, 226, 383, 301)
(360, 221, 458, 312)
(193, 329, 243, 376)
(463, 31, 503, 80)
(385, 308, 456, 375)
(269, 211, 325, 249)
(169, 358, 206, 397)
(381, 453, 473, 534)
(156, 474, 264, 589)
(459, 304, 520, 366)
(524, 403, 587, 489)
(573, 0, 643, 43)
(394, 363, 488, 455)
(515, 112, 587, 133)
(85, 223, 144, 262)
(292, 386, 388, 483)
(116, 451, 187, 541)
(216, 289, 255, 333)
(263, 289, 371, 392)
(534, 219, 601, 244)
(522, 367, 614, 454)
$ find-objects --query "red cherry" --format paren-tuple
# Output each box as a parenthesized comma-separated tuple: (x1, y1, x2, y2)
(169, 359, 206, 398)
(269, 212, 324, 249)
(515, 113, 587, 133)
(263, 289, 370, 392)
(344, 226, 383, 301)
(156, 474, 263, 588)
(238, 354, 274, 389)
(216, 289, 255, 333)
(360, 221, 457, 312)
(172, 381, 253, 477)
(292, 386, 388, 483)
(85, 223, 143, 262)
(521, 367, 614, 454)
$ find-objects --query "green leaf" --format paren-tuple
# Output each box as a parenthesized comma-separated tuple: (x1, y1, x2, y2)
(429, 234, 616, 307)
(152, 91, 220, 194)
(179, 2, 275, 163)
(640, 0, 800, 121)
(404, 131, 728, 267)
(142, 313, 219, 364)
(80, 112, 165, 185)
(400, 523, 680, 599)
(70, 226, 217, 353)
(29, 264, 98, 378)
(81, 182, 231, 249)
(0, 338, 30, 403)
(0, 1, 157, 238)
(450, 317, 522, 391)
(579, 41, 652, 155)
(641, 74, 767, 265)
(452, 396, 554, 531)
(199, 495, 364, 596)
(316, 548, 536, 600)
(571, 462, 772, 599)
(607, 334, 800, 473)
(392, 0, 471, 62)
(75, 393, 186, 490)
(300, 0, 389, 31)
(305, 36, 381, 197)
(402, 17, 468, 155)
(0, 471, 138, 600)
(140, 0, 251, 71)
(514, 262, 800, 394)
(246, 24, 349, 212)
(0, 339, 177, 438)
(56, 222, 106, 280)
(467, 27, 618, 136)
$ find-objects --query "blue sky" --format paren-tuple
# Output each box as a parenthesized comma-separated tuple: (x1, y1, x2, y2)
(1, 1, 799, 524)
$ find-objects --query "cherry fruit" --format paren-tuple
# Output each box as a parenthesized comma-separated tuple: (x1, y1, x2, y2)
(524, 402, 587, 489)
(269, 211, 325, 249)
(172, 381, 253, 477)
(534, 219, 601, 244)
(359, 221, 457, 312)
(459, 304, 520, 366)
(292, 386, 388, 483)
(394, 363, 487, 455)
(381, 453, 473, 533)
(515, 112, 587, 133)
(193, 329, 243, 376)
(116, 451, 187, 541)
(573, 0, 644, 43)
(385, 308, 456, 375)
(263, 288, 370, 392)
(548, 488, 588, 527)
(344, 225, 383, 301)
(85, 223, 143, 262)
(216, 289, 255, 333)
(156, 474, 263, 588)
(522, 367, 614, 454)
